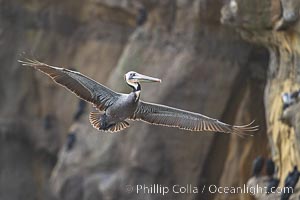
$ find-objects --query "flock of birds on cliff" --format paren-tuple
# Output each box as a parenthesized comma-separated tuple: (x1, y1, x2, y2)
(252, 90, 300, 200)
(252, 156, 300, 200)
(19, 58, 258, 136)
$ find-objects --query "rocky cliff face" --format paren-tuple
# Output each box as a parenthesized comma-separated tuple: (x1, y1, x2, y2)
(0, 0, 298, 200)
(221, 0, 300, 199)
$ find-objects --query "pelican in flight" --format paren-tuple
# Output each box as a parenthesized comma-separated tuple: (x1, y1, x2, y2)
(19, 59, 258, 136)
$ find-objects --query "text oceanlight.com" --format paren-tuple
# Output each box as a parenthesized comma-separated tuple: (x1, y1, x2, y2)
(125, 184, 293, 195)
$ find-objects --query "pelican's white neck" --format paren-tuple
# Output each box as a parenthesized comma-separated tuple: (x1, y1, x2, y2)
(126, 78, 141, 90)
(126, 80, 141, 101)
(126, 81, 138, 90)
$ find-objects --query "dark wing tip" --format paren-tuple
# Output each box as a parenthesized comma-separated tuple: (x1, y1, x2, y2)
(18, 58, 45, 67)
(231, 120, 259, 138)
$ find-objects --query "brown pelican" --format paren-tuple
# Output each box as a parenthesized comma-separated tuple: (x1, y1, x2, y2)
(19, 59, 258, 136)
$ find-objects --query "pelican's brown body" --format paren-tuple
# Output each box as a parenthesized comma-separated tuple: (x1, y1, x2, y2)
(93, 92, 139, 131)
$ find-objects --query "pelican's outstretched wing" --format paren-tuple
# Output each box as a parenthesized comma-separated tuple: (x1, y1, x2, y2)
(19, 59, 120, 111)
(131, 101, 258, 136)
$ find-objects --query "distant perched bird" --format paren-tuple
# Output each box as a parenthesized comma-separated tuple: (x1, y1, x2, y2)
(66, 132, 76, 151)
(136, 7, 147, 26)
(266, 159, 276, 177)
(281, 166, 300, 200)
(19, 58, 258, 136)
(281, 90, 300, 110)
(284, 166, 299, 186)
(281, 102, 300, 127)
(73, 99, 87, 121)
(266, 177, 280, 195)
(265, 158, 278, 195)
(43, 114, 55, 130)
(252, 156, 264, 177)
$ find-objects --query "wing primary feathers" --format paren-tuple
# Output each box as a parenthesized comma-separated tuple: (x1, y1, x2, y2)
(18, 58, 121, 111)
(131, 101, 258, 137)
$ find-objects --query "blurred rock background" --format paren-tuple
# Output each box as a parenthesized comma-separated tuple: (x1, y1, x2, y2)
(0, 0, 299, 200)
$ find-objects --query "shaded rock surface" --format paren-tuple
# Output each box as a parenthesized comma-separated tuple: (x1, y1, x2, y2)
(1, 0, 299, 200)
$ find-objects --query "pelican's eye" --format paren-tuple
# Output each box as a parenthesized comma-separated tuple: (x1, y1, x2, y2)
(130, 73, 136, 78)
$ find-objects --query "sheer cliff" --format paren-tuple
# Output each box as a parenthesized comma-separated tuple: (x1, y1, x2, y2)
(0, 0, 298, 200)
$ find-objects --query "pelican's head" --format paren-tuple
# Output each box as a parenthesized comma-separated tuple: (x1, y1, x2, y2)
(124, 71, 161, 91)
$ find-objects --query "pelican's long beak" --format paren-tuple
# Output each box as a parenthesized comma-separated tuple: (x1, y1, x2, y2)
(133, 73, 161, 83)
